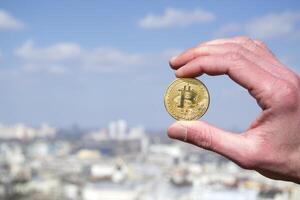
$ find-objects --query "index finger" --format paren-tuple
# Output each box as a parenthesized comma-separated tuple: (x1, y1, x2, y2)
(175, 54, 277, 109)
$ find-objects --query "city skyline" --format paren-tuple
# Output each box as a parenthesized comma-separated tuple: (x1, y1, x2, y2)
(0, 1, 300, 130)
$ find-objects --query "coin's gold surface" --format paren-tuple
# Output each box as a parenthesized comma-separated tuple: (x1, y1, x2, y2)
(164, 78, 210, 120)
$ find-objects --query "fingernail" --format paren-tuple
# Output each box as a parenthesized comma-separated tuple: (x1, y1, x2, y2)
(175, 69, 182, 77)
(168, 122, 187, 141)
(176, 67, 186, 77)
(170, 55, 178, 62)
(169, 56, 178, 65)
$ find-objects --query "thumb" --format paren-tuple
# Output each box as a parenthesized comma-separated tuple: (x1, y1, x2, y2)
(168, 121, 254, 169)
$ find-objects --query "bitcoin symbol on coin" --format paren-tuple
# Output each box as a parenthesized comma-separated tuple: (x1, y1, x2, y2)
(164, 78, 210, 120)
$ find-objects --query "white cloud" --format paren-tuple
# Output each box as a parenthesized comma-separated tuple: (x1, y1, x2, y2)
(246, 12, 300, 39)
(139, 8, 215, 29)
(215, 11, 300, 40)
(81, 47, 144, 71)
(16, 40, 81, 61)
(15, 40, 145, 74)
(0, 10, 25, 31)
(13, 40, 180, 74)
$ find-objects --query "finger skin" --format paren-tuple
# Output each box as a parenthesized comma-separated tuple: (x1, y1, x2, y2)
(169, 36, 281, 69)
(201, 36, 281, 66)
(167, 121, 255, 168)
(167, 36, 300, 183)
(170, 38, 298, 85)
(176, 54, 276, 109)
(173, 43, 285, 79)
(169, 46, 200, 69)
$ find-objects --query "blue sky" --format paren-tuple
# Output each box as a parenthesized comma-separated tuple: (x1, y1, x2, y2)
(0, 0, 300, 130)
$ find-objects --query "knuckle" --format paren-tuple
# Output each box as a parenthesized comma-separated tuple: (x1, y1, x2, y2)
(189, 126, 212, 150)
(243, 39, 257, 51)
(191, 47, 199, 59)
(224, 46, 245, 62)
(272, 80, 299, 109)
(282, 82, 299, 108)
(237, 36, 257, 50)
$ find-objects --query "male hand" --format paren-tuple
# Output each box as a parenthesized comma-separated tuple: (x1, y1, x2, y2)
(167, 36, 300, 183)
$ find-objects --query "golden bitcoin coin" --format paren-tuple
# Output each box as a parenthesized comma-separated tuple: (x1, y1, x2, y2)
(164, 78, 210, 120)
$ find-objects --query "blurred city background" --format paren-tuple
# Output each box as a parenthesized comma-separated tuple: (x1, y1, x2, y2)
(0, 1, 300, 200)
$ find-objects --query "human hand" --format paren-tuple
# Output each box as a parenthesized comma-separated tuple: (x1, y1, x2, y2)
(167, 36, 300, 183)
